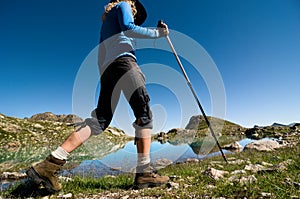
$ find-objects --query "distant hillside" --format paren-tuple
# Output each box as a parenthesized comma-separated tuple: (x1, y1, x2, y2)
(28, 112, 83, 123)
(0, 112, 130, 173)
(185, 115, 246, 136)
(158, 115, 247, 148)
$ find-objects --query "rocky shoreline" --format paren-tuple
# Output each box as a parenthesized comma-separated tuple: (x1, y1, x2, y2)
(1, 113, 299, 174)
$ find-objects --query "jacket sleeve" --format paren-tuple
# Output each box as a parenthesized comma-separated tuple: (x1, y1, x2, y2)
(117, 2, 160, 38)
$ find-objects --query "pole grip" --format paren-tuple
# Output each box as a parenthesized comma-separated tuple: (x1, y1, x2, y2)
(157, 20, 164, 28)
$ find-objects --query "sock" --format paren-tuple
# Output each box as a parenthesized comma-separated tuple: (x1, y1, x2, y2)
(137, 154, 150, 166)
(51, 146, 70, 160)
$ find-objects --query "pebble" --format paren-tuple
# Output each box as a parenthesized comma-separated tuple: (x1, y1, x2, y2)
(167, 182, 180, 189)
(261, 192, 271, 197)
(57, 193, 72, 199)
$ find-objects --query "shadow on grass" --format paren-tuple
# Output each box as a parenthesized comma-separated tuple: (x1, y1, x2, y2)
(6, 179, 54, 199)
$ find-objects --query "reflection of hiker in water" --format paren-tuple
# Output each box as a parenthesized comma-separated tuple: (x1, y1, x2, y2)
(26, 0, 169, 192)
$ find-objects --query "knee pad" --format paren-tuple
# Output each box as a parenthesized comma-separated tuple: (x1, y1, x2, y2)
(75, 118, 104, 136)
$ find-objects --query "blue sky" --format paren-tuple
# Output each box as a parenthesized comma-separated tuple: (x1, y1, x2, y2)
(1, 0, 299, 132)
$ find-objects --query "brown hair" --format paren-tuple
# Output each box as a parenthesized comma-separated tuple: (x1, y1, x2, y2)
(102, 0, 137, 21)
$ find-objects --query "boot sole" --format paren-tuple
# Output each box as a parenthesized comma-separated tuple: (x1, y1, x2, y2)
(26, 167, 60, 193)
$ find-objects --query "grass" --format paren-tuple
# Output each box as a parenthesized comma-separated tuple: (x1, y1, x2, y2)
(62, 175, 134, 194)
(67, 144, 298, 198)
(3, 143, 295, 198)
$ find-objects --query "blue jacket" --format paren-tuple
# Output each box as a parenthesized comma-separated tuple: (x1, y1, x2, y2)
(98, 2, 160, 69)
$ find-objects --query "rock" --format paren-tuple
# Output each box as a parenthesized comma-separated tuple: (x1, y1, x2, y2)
(274, 159, 295, 170)
(261, 161, 273, 167)
(228, 175, 257, 185)
(7, 141, 21, 151)
(166, 128, 197, 145)
(203, 168, 229, 180)
(59, 176, 73, 182)
(284, 178, 300, 189)
(261, 192, 272, 197)
(223, 141, 243, 151)
(244, 164, 266, 173)
(184, 184, 192, 188)
(33, 123, 44, 129)
(228, 159, 246, 165)
(153, 158, 173, 170)
(57, 193, 72, 199)
(244, 140, 281, 151)
(61, 114, 83, 123)
(106, 127, 126, 137)
(239, 175, 257, 185)
(231, 170, 246, 175)
(186, 158, 199, 163)
(206, 185, 217, 189)
(157, 132, 168, 139)
(167, 182, 180, 189)
(3, 123, 22, 133)
(1, 171, 27, 180)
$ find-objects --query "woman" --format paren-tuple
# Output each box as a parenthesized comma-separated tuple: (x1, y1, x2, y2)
(27, 0, 169, 192)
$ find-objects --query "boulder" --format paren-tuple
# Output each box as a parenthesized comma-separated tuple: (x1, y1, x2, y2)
(244, 140, 281, 151)
(223, 141, 243, 151)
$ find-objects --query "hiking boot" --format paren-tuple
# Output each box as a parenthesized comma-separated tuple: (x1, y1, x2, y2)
(26, 155, 66, 192)
(134, 163, 169, 189)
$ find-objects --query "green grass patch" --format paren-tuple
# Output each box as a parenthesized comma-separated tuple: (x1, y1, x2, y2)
(62, 174, 134, 194)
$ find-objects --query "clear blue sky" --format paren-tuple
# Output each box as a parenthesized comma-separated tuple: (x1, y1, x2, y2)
(1, 0, 299, 131)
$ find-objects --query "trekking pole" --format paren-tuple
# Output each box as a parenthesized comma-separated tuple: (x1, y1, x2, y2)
(157, 20, 228, 163)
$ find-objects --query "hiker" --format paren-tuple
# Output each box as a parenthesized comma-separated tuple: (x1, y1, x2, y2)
(26, 0, 169, 192)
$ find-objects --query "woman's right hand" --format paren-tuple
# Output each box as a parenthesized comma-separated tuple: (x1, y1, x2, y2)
(157, 20, 169, 37)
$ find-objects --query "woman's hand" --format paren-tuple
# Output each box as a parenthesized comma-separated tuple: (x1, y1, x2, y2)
(157, 20, 169, 37)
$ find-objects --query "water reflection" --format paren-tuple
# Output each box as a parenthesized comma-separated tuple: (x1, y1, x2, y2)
(65, 138, 256, 178)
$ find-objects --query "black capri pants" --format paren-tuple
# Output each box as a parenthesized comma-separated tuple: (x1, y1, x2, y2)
(92, 56, 153, 131)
